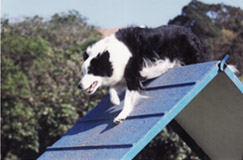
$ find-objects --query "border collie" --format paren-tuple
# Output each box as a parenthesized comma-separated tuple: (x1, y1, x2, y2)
(78, 25, 210, 124)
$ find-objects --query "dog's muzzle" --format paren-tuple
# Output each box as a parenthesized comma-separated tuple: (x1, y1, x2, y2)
(77, 83, 83, 89)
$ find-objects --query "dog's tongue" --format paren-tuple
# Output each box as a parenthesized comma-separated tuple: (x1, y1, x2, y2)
(87, 81, 98, 94)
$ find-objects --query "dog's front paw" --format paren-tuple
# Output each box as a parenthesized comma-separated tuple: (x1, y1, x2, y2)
(113, 111, 128, 124)
(110, 95, 120, 106)
(113, 117, 125, 124)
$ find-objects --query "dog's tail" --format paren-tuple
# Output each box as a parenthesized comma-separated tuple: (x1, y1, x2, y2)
(227, 64, 239, 74)
(140, 58, 182, 79)
(140, 58, 239, 80)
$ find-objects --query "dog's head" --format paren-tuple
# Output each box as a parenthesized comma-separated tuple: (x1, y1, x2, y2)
(77, 39, 113, 94)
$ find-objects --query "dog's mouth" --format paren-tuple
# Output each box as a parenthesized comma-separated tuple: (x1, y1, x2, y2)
(86, 81, 98, 94)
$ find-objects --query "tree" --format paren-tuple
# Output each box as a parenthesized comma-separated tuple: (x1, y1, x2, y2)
(169, 0, 243, 75)
(1, 11, 105, 159)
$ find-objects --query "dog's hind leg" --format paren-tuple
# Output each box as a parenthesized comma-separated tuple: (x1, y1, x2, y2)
(113, 89, 141, 124)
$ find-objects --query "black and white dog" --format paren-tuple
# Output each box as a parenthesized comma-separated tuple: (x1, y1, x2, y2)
(78, 25, 210, 124)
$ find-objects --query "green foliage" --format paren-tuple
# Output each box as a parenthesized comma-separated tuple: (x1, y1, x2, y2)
(169, 0, 243, 75)
(1, 56, 30, 96)
(1, 55, 39, 158)
(1, 11, 105, 160)
(135, 127, 199, 160)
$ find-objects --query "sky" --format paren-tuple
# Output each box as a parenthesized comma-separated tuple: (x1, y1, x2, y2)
(1, 0, 243, 28)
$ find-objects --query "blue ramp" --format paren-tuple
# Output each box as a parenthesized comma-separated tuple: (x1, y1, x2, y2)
(38, 60, 243, 160)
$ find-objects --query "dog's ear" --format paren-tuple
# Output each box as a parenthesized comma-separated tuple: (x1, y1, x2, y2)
(83, 51, 89, 61)
(88, 50, 113, 77)
(101, 51, 109, 59)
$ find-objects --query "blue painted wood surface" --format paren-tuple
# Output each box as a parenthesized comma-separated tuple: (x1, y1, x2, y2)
(38, 61, 231, 160)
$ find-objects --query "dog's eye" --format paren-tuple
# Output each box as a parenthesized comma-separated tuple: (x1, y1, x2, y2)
(83, 51, 89, 61)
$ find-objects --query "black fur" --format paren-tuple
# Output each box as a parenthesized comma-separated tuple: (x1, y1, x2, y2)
(83, 51, 89, 61)
(88, 51, 113, 77)
(115, 25, 209, 91)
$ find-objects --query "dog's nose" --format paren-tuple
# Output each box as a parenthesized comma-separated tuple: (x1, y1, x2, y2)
(77, 83, 82, 90)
